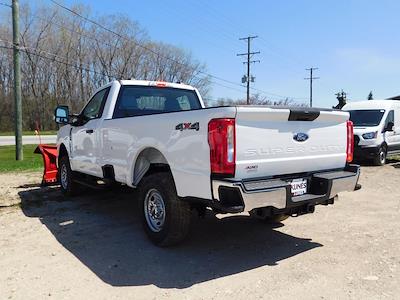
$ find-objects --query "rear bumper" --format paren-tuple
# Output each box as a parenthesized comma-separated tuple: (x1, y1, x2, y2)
(211, 164, 360, 213)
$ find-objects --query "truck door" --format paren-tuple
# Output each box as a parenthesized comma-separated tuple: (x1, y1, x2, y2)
(70, 87, 110, 176)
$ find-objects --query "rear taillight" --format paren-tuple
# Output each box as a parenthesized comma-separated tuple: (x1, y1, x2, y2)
(346, 120, 354, 163)
(208, 118, 236, 177)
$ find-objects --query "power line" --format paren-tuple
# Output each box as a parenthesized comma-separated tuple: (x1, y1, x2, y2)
(0, 39, 118, 78)
(237, 36, 260, 104)
(48, 1, 241, 91)
(32, 13, 122, 51)
(48, 0, 303, 101)
(194, 1, 306, 72)
(304, 67, 319, 107)
(190, 1, 329, 97)
(36, 16, 297, 99)
(0, 40, 306, 106)
(49, 0, 202, 73)
(0, 40, 250, 97)
(0, 42, 300, 107)
(0, 38, 254, 100)
(0, 2, 11, 8)
(1, 1, 307, 102)
(0, 39, 303, 103)
(152, 1, 301, 98)
(186, 2, 310, 101)
(169, 1, 308, 99)
(157, 1, 244, 51)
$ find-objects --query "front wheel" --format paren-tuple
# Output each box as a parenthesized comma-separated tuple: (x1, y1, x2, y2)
(373, 147, 386, 166)
(139, 172, 192, 247)
(59, 156, 82, 196)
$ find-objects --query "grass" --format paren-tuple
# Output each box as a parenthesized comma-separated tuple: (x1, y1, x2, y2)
(0, 145, 44, 172)
(0, 130, 57, 136)
(391, 155, 400, 161)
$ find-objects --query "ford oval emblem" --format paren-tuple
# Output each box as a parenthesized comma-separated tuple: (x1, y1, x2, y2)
(293, 132, 309, 142)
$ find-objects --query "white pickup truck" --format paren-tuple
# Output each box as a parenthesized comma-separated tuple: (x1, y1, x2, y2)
(55, 80, 360, 246)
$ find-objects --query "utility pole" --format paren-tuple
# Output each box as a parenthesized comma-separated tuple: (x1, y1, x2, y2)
(237, 36, 260, 104)
(304, 67, 319, 107)
(12, 0, 23, 160)
(333, 90, 347, 109)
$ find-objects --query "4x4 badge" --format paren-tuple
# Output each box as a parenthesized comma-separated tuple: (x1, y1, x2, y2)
(175, 122, 200, 131)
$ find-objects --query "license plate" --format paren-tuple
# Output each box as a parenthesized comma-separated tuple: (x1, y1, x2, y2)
(290, 178, 307, 196)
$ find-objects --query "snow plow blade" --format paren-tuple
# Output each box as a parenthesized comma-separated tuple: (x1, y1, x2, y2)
(34, 144, 58, 185)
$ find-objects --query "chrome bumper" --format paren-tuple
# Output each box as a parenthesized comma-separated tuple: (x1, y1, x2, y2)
(212, 164, 360, 213)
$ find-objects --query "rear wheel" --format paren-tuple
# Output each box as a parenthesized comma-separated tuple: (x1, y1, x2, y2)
(373, 146, 386, 166)
(59, 156, 82, 196)
(139, 172, 192, 246)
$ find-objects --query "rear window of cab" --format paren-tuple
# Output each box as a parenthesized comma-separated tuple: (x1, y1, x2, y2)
(113, 86, 201, 118)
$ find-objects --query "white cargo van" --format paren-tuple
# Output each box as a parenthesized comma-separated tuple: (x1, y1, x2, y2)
(343, 100, 400, 165)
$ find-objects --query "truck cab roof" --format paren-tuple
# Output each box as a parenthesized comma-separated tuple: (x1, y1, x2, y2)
(118, 79, 196, 91)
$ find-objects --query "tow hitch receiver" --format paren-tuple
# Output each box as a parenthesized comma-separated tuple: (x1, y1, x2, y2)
(34, 144, 58, 185)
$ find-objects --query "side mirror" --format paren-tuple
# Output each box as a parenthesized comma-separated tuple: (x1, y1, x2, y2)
(55, 106, 69, 124)
(385, 121, 394, 132)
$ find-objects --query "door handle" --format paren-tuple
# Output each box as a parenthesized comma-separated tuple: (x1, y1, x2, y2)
(86, 129, 94, 134)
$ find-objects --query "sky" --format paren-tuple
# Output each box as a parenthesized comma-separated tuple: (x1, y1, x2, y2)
(20, 0, 400, 107)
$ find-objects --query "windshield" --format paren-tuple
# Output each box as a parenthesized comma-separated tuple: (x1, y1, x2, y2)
(348, 109, 385, 127)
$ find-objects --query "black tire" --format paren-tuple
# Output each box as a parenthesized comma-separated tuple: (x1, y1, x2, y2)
(139, 172, 192, 247)
(59, 155, 82, 196)
(373, 146, 387, 166)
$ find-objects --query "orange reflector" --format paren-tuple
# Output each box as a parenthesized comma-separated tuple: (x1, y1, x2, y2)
(155, 81, 167, 87)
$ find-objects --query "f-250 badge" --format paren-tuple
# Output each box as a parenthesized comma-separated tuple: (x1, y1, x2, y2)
(175, 122, 200, 131)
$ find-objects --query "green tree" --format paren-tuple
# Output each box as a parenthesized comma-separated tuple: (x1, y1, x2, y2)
(368, 91, 373, 100)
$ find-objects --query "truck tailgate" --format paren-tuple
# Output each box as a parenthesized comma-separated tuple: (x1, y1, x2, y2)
(235, 106, 349, 179)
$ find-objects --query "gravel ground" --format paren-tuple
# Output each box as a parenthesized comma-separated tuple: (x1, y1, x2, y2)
(0, 162, 399, 299)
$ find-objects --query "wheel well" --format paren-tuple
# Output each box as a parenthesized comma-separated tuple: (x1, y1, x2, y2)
(58, 144, 68, 164)
(133, 148, 170, 186)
